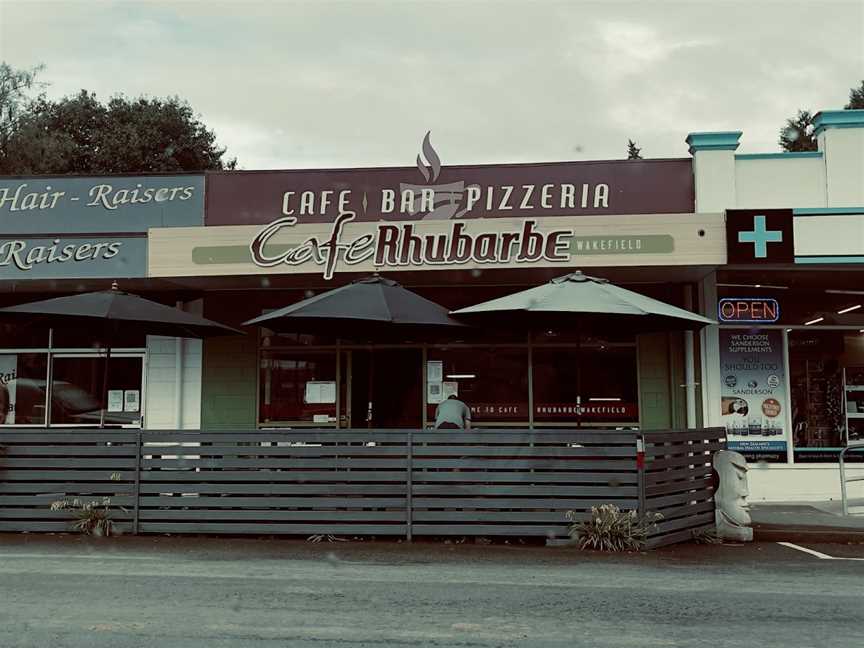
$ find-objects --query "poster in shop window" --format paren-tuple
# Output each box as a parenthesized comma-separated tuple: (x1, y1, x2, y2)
(0, 355, 17, 424)
(719, 329, 788, 462)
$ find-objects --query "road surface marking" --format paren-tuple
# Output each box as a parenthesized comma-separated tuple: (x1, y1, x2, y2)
(777, 542, 864, 561)
(0, 552, 155, 561)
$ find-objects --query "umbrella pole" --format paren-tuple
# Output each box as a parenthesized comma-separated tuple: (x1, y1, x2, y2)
(576, 320, 582, 429)
(367, 349, 375, 429)
(99, 328, 112, 429)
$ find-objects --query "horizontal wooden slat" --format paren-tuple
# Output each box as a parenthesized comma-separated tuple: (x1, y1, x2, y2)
(652, 511, 715, 535)
(0, 433, 137, 443)
(413, 446, 635, 457)
(646, 476, 714, 498)
(410, 524, 568, 537)
(412, 498, 626, 509)
(645, 489, 715, 509)
(0, 483, 130, 494)
(412, 459, 638, 474)
(641, 429, 725, 443)
(139, 510, 405, 522)
(138, 496, 405, 508)
(141, 446, 408, 457)
(413, 484, 636, 497)
(138, 483, 407, 495)
(651, 501, 716, 522)
(0, 494, 136, 506)
(142, 458, 409, 469)
(646, 523, 714, 549)
(646, 466, 715, 485)
(142, 433, 409, 444)
(137, 523, 406, 535)
(644, 455, 714, 470)
(1, 446, 138, 457)
(645, 441, 725, 457)
(0, 458, 139, 468)
(413, 511, 570, 522)
(413, 431, 637, 444)
(140, 470, 409, 482)
(0, 521, 132, 533)
(0, 470, 135, 481)
(0, 508, 133, 520)
(411, 473, 636, 488)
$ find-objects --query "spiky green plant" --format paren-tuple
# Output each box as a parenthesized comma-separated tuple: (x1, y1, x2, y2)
(566, 505, 662, 551)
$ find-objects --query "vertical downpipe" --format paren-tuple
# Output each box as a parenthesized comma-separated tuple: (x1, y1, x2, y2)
(636, 436, 646, 516)
(684, 285, 697, 429)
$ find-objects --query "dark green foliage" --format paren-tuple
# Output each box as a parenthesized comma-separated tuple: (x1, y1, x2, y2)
(626, 139, 642, 159)
(0, 72, 236, 174)
(846, 80, 864, 109)
(779, 110, 817, 152)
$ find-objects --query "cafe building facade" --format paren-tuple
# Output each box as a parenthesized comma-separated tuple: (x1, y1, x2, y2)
(2, 108, 863, 503)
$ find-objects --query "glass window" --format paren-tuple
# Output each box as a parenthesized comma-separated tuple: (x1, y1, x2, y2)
(426, 347, 529, 424)
(259, 351, 337, 424)
(789, 330, 864, 462)
(50, 356, 144, 426)
(533, 345, 639, 425)
(0, 353, 49, 425)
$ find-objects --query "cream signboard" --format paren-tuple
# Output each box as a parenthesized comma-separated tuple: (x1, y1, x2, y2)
(148, 212, 725, 279)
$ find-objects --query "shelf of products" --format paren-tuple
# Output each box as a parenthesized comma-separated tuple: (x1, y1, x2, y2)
(843, 366, 864, 442)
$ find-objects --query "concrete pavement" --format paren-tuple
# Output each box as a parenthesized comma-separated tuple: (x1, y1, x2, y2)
(1, 534, 863, 647)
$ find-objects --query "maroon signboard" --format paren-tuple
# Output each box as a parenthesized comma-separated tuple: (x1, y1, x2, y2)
(206, 135, 694, 226)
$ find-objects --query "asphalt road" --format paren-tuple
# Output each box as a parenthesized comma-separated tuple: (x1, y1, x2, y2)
(1, 535, 863, 648)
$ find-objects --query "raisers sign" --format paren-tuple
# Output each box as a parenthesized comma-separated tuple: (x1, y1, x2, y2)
(0, 174, 203, 279)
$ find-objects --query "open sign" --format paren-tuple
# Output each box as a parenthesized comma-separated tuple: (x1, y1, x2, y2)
(718, 298, 780, 323)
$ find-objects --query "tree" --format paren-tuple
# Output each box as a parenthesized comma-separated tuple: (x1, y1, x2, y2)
(779, 109, 817, 152)
(0, 89, 236, 174)
(626, 139, 642, 159)
(0, 62, 45, 153)
(846, 80, 864, 109)
(779, 80, 864, 152)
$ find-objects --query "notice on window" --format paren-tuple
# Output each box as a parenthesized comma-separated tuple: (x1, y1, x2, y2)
(108, 390, 124, 412)
(426, 360, 443, 383)
(0, 355, 18, 424)
(427, 381, 443, 404)
(443, 381, 459, 399)
(124, 390, 140, 413)
(719, 329, 788, 462)
(305, 381, 336, 404)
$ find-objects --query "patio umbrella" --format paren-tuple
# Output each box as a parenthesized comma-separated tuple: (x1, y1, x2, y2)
(0, 284, 242, 427)
(244, 275, 468, 427)
(452, 271, 715, 426)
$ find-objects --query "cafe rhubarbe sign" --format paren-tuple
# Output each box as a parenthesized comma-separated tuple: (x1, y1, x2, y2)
(237, 133, 694, 279)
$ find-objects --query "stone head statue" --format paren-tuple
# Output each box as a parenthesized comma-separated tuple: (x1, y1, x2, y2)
(713, 450, 753, 542)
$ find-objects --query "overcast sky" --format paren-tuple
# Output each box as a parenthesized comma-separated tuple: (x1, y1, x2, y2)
(1, 0, 862, 170)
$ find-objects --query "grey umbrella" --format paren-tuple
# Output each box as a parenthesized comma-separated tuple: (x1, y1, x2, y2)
(0, 284, 242, 427)
(452, 271, 715, 426)
(244, 275, 467, 338)
(244, 275, 468, 427)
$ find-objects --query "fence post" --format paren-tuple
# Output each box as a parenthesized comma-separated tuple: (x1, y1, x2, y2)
(636, 435, 646, 516)
(133, 430, 143, 535)
(406, 431, 413, 543)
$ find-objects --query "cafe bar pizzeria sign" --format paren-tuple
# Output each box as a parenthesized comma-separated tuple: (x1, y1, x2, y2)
(147, 134, 725, 279)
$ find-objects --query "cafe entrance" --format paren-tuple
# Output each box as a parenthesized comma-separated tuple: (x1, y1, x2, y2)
(344, 348, 423, 428)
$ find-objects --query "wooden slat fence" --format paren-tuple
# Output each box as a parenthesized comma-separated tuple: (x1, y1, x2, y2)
(0, 428, 725, 546)
(640, 428, 726, 548)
